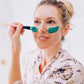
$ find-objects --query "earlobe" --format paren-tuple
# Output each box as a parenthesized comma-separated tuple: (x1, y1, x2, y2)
(62, 24, 69, 37)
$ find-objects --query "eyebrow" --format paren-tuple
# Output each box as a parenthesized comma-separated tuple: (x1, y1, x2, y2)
(34, 17, 40, 20)
(47, 17, 56, 20)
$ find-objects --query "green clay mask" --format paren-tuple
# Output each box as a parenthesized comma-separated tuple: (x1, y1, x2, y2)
(30, 27, 38, 32)
(48, 26, 59, 33)
(30, 26, 59, 33)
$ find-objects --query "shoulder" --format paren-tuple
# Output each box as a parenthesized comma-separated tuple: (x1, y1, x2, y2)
(44, 49, 84, 84)
(57, 49, 84, 83)
(49, 49, 84, 84)
(59, 49, 84, 72)
(58, 48, 84, 69)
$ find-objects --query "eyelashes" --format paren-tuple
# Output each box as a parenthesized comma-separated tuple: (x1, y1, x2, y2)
(34, 20, 39, 24)
(47, 20, 55, 24)
(34, 20, 56, 25)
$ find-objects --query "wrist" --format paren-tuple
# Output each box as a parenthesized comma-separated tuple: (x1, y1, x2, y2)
(11, 49, 21, 60)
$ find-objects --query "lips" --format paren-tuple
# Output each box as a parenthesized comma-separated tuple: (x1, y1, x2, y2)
(38, 36, 49, 41)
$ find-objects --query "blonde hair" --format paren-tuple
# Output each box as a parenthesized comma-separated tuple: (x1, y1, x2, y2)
(60, 0, 74, 23)
(36, 0, 74, 27)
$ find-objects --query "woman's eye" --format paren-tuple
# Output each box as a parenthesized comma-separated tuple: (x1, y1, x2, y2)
(34, 20, 39, 24)
(48, 20, 55, 24)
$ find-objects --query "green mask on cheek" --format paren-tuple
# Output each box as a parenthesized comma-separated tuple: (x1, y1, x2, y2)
(31, 26, 59, 33)
(48, 26, 59, 33)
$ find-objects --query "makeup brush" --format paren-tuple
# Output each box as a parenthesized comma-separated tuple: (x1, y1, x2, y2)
(2, 24, 38, 32)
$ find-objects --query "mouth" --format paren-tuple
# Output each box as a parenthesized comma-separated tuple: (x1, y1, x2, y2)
(38, 36, 49, 41)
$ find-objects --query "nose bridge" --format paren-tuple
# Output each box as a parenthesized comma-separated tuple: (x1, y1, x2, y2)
(39, 21, 47, 32)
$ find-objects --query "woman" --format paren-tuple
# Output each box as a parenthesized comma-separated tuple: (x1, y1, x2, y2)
(8, 0, 84, 84)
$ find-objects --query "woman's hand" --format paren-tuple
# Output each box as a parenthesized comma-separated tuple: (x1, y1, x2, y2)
(8, 23, 25, 53)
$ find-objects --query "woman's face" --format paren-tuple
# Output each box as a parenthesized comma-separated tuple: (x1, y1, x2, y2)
(33, 5, 64, 49)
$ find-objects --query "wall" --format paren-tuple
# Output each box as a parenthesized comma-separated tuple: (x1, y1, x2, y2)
(0, 0, 84, 84)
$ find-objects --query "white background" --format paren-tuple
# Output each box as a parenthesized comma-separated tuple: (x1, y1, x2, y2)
(0, 0, 84, 84)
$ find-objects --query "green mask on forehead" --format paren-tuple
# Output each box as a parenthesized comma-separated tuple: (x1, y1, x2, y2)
(31, 26, 59, 33)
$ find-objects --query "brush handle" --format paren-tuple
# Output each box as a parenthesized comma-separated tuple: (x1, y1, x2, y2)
(23, 26, 31, 30)
(3, 24, 31, 30)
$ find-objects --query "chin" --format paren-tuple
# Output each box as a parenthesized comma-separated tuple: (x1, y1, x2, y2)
(37, 44, 49, 49)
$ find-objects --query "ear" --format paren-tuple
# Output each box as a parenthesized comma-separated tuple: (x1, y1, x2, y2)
(62, 24, 69, 37)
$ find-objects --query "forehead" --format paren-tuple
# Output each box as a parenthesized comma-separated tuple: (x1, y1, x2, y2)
(34, 5, 61, 20)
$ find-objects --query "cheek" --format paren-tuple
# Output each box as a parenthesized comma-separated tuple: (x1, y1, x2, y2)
(52, 31, 62, 42)
(32, 32, 39, 42)
(33, 32, 36, 39)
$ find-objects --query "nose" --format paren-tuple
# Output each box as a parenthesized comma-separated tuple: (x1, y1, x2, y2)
(38, 23, 47, 33)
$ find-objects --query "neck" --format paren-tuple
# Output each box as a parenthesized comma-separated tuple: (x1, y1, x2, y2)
(41, 42, 61, 65)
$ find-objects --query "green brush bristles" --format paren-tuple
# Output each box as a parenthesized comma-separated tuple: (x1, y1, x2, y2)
(30, 27, 38, 32)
